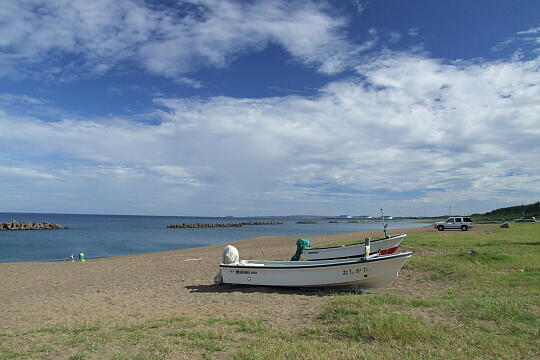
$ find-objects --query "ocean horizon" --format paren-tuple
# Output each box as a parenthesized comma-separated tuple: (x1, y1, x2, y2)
(0, 212, 423, 263)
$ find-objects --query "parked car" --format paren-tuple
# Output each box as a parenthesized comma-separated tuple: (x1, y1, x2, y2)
(434, 217, 474, 231)
(513, 216, 536, 223)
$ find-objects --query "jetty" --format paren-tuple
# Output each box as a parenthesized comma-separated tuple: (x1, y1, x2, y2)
(167, 221, 282, 229)
(0, 220, 69, 231)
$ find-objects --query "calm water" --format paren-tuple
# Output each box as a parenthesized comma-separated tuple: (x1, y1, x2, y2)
(0, 213, 422, 263)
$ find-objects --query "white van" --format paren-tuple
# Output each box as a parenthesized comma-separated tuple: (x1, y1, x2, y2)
(434, 217, 474, 231)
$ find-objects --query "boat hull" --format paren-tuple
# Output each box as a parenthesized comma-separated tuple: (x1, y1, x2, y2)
(303, 233, 406, 261)
(220, 252, 412, 289)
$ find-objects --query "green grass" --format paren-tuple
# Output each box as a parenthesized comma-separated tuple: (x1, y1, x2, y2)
(1, 223, 539, 359)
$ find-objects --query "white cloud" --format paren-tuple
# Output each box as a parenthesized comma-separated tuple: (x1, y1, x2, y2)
(0, 0, 154, 78)
(0, 50, 539, 215)
(174, 77, 204, 89)
(0, 94, 47, 105)
(0, 0, 360, 79)
(0, 165, 58, 180)
(492, 24, 540, 55)
(351, 0, 368, 15)
(151, 165, 201, 186)
(408, 28, 419, 37)
(137, 0, 358, 75)
(517, 27, 540, 35)
(388, 31, 401, 44)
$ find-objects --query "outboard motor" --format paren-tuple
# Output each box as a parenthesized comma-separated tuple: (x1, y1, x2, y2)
(290, 238, 311, 261)
(222, 245, 240, 264)
(214, 245, 240, 285)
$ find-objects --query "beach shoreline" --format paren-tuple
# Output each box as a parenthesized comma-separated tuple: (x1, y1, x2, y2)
(2, 224, 486, 332)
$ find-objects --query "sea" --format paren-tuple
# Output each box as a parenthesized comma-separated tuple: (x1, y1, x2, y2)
(0, 213, 423, 263)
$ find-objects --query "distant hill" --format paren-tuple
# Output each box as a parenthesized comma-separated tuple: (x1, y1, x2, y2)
(471, 201, 540, 220)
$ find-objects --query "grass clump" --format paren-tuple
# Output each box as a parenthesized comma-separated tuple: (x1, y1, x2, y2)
(321, 296, 443, 344)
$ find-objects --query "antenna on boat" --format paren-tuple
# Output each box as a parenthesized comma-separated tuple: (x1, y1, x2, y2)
(381, 208, 388, 238)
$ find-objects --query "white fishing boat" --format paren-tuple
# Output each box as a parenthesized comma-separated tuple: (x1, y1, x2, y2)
(303, 233, 406, 261)
(218, 249, 412, 289)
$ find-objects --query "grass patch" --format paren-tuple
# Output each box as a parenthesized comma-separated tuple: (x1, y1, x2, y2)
(205, 317, 269, 334)
(321, 296, 444, 344)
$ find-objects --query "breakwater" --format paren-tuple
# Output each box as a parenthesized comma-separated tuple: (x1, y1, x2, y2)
(167, 221, 282, 229)
(1, 220, 69, 231)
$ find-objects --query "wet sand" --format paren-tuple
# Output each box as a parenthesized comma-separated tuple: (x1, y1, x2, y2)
(0, 224, 494, 331)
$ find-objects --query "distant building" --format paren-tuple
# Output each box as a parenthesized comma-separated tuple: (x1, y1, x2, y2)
(355, 215, 373, 220)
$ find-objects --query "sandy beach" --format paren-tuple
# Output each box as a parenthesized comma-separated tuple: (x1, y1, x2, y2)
(0, 224, 497, 331)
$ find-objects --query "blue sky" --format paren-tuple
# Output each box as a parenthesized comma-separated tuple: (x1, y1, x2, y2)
(1, 0, 539, 217)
